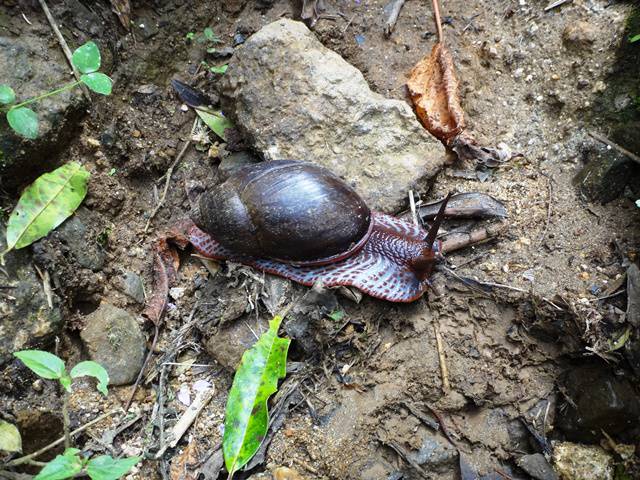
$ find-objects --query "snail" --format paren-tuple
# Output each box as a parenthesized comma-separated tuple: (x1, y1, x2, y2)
(187, 160, 451, 302)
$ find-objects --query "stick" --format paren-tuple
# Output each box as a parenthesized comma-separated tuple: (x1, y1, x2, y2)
(384, 0, 406, 37)
(544, 0, 572, 11)
(144, 133, 193, 233)
(7, 409, 121, 467)
(588, 131, 640, 166)
(37, 0, 91, 100)
(124, 322, 159, 411)
(440, 221, 507, 253)
(433, 323, 450, 392)
(431, 0, 444, 44)
(155, 385, 216, 458)
(408, 190, 419, 226)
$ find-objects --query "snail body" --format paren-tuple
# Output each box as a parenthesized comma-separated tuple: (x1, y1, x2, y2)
(191, 160, 447, 302)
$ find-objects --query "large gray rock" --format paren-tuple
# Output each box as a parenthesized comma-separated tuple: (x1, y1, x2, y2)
(0, 231, 63, 365)
(221, 19, 445, 213)
(80, 304, 146, 385)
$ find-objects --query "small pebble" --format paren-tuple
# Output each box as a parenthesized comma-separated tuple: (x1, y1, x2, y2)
(132, 129, 141, 138)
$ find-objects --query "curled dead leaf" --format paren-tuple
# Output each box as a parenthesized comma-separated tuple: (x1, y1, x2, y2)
(110, 0, 131, 30)
(407, 43, 465, 144)
(407, 43, 521, 167)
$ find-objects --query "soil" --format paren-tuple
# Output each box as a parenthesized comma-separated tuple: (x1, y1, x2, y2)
(1, 1, 639, 480)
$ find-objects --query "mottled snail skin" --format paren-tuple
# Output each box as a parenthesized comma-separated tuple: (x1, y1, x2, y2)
(193, 160, 443, 302)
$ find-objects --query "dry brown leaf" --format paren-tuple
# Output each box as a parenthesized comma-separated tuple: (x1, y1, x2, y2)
(407, 43, 465, 144)
(407, 43, 520, 167)
(110, 0, 131, 30)
(170, 442, 199, 480)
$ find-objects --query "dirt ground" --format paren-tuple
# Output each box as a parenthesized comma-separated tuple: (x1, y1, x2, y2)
(1, 0, 640, 479)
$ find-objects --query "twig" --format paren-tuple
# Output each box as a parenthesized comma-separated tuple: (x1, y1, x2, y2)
(124, 323, 160, 411)
(37, 0, 91, 101)
(62, 394, 71, 449)
(440, 221, 508, 253)
(431, 0, 444, 44)
(155, 385, 216, 458)
(408, 190, 419, 226)
(588, 289, 624, 303)
(433, 323, 450, 392)
(588, 131, 640, 166)
(144, 126, 194, 233)
(383, 0, 406, 37)
(7, 409, 121, 466)
(156, 363, 168, 456)
(544, 0, 572, 11)
(381, 439, 429, 479)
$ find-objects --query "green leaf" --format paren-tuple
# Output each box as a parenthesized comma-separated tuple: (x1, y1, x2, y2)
(7, 107, 39, 139)
(5, 162, 90, 253)
(630, 34, 640, 43)
(14, 350, 66, 380)
(608, 326, 632, 352)
(81, 73, 112, 95)
(203, 27, 220, 43)
(72, 41, 101, 73)
(195, 109, 233, 141)
(0, 84, 16, 104)
(209, 64, 228, 74)
(223, 315, 290, 476)
(328, 310, 345, 322)
(34, 452, 83, 480)
(86, 455, 140, 480)
(71, 361, 109, 396)
(0, 420, 22, 453)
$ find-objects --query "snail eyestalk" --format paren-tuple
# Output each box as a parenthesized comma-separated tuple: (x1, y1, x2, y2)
(425, 192, 452, 250)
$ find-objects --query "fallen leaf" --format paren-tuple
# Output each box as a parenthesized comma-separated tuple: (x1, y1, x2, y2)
(407, 43, 520, 167)
(223, 316, 290, 476)
(0, 420, 22, 453)
(407, 43, 465, 144)
(170, 442, 200, 480)
(109, 0, 131, 30)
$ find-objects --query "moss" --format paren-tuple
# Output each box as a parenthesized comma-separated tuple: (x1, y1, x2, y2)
(590, 5, 640, 154)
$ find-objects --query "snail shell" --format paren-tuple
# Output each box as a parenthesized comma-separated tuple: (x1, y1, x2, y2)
(197, 160, 372, 265)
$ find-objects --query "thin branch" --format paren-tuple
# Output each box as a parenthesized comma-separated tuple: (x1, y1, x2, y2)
(37, 0, 90, 100)
(588, 131, 640, 166)
(431, 0, 444, 44)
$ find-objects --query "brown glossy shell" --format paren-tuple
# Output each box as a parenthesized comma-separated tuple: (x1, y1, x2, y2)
(197, 160, 372, 265)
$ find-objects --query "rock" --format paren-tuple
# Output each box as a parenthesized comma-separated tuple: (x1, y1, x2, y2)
(204, 316, 269, 370)
(221, 19, 445, 213)
(556, 363, 640, 443)
(273, 467, 304, 480)
(0, 228, 63, 364)
(552, 442, 613, 480)
(0, 35, 86, 191)
(409, 433, 458, 471)
(562, 22, 597, 50)
(80, 304, 146, 385)
(517, 454, 558, 480)
(573, 142, 640, 203)
(52, 212, 106, 272)
(120, 271, 146, 304)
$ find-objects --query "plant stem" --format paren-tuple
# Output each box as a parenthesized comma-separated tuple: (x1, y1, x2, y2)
(6, 409, 121, 467)
(62, 393, 71, 449)
(10, 81, 80, 110)
(431, 0, 444, 44)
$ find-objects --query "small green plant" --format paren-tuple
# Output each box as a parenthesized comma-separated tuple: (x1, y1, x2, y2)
(185, 27, 222, 53)
(0, 41, 112, 139)
(201, 61, 228, 74)
(9, 350, 140, 480)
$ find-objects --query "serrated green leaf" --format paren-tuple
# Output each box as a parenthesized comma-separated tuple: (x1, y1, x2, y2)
(0, 84, 15, 104)
(0, 420, 22, 453)
(209, 64, 228, 74)
(72, 41, 101, 73)
(14, 350, 66, 380)
(195, 109, 233, 141)
(80, 73, 112, 95)
(71, 361, 109, 396)
(223, 315, 290, 476)
(34, 452, 83, 480)
(7, 107, 39, 139)
(86, 455, 140, 480)
(5, 162, 90, 253)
